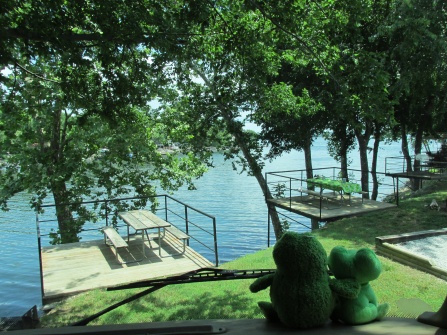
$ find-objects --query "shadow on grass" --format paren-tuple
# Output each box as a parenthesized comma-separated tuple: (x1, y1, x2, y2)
(97, 288, 262, 325)
(41, 287, 262, 327)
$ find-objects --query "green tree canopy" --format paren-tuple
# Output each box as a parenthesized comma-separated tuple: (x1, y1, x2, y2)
(1, 1, 221, 242)
(2, 0, 447, 241)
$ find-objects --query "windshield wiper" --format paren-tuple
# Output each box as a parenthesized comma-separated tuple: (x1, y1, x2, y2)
(71, 267, 275, 327)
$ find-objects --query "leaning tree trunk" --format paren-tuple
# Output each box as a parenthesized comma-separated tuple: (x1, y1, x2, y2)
(233, 130, 284, 239)
(193, 66, 284, 240)
(221, 113, 284, 239)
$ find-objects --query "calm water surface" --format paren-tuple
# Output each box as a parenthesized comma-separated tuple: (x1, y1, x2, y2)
(0, 137, 402, 317)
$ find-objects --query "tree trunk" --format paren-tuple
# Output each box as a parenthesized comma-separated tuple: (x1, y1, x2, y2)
(304, 140, 313, 180)
(401, 126, 412, 173)
(303, 139, 319, 230)
(354, 129, 370, 199)
(412, 122, 425, 190)
(51, 180, 79, 243)
(400, 125, 420, 190)
(370, 128, 381, 200)
(412, 96, 435, 190)
(193, 66, 284, 239)
(339, 143, 349, 181)
(48, 109, 79, 243)
(218, 109, 284, 239)
(231, 127, 284, 239)
(190, 63, 284, 240)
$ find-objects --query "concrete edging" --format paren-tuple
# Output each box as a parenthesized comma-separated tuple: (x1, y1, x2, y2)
(375, 229, 447, 281)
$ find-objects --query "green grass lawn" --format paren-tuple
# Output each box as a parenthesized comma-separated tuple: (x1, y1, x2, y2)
(40, 180, 447, 328)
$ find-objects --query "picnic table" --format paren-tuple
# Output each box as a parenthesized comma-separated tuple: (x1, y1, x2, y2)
(306, 177, 362, 204)
(119, 210, 171, 257)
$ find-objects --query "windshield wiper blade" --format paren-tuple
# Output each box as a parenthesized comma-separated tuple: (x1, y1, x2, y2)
(107, 267, 275, 291)
(71, 267, 275, 327)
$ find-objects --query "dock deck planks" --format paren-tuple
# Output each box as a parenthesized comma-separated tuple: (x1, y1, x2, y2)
(268, 195, 396, 221)
(41, 233, 214, 303)
(386, 170, 447, 180)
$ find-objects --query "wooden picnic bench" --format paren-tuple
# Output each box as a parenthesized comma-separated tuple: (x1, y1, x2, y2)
(296, 188, 339, 200)
(119, 210, 191, 257)
(102, 226, 128, 264)
(163, 225, 190, 254)
(134, 211, 190, 254)
(102, 226, 141, 264)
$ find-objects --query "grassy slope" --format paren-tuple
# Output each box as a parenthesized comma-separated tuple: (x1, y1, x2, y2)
(40, 181, 447, 327)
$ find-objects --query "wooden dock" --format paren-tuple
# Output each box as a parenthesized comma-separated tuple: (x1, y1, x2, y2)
(386, 170, 447, 180)
(268, 194, 396, 221)
(41, 233, 214, 303)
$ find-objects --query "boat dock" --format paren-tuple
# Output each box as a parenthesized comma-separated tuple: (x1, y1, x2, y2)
(41, 233, 213, 304)
(268, 195, 396, 221)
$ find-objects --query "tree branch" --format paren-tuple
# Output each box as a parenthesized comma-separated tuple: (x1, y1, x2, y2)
(248, 0, 339, 86)
(15, 62, 61, 84)
(5, 28, 216, 45)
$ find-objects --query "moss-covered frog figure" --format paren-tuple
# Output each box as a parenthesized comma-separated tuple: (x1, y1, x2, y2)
(249, 232, 334, 329)
(328, 246, 389, 325)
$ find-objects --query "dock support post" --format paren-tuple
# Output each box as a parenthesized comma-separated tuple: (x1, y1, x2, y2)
(311, 219, 319, 231)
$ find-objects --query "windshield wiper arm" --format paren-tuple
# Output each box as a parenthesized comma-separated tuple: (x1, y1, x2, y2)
(71, 267, 275, 327)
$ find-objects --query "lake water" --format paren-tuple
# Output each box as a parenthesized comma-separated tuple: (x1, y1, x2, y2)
(0, 137, 402, 317)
